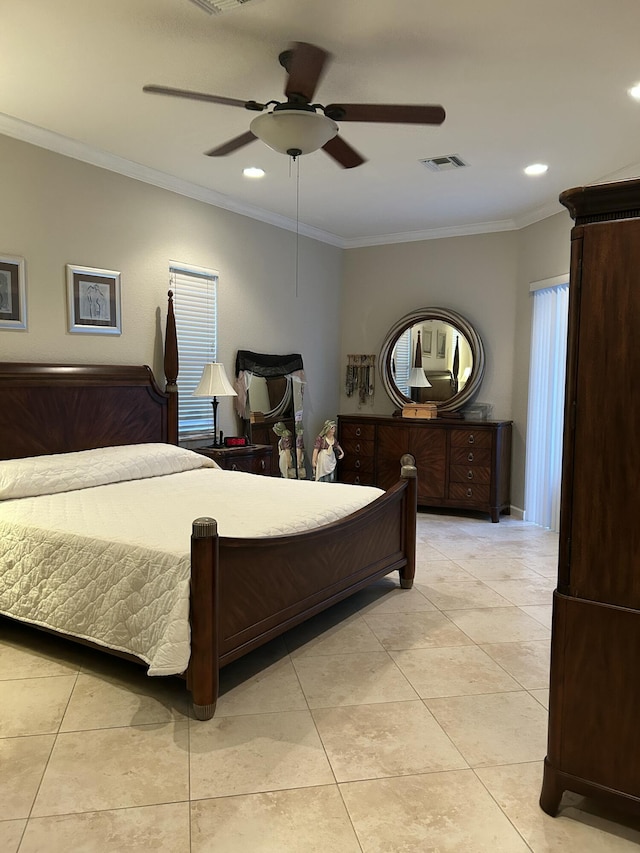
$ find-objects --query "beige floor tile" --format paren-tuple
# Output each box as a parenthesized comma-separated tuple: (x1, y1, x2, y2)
(363, 610, 475, 651)
(31, 721, 189, 816)
(390, 645, 521, 698)
(191, 786, 361, 853)
(0, 819, 26, 853)
(519, 604, 553, 628)
(19, 803, 190, 853)
(480, 640, 551, 690)
(414, 559, 478, 583)
(60, 671, 189, 731)
(522, 554, 560, 577)
(445, 607, 551, 644)
(418, 580, 514, 610)
(352, 585, 437, 615)
(426, 691, 548, 767)
(283, 613, 385, 658)
(0, 676, 76, 737)
(529, 688, 549, 709)
(292, 652, 418, 708)
(477, 761, 640, 851)
(217, 653, 308, 717)
(189, 710, 334, 800)
(340, 770, 530, 852)
(0, 638, 81, 680)
(455, 557, 541, 581)
(0, 734, 55, 820)
(483, 577, 555, 606)
(312, 700, 467, 782)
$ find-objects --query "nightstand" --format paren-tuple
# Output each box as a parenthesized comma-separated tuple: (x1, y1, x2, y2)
(190, 443, 273, 475)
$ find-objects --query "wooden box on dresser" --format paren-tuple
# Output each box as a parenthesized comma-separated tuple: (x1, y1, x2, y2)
(540, 179, 640, 818)
(337, 414, 512, 522)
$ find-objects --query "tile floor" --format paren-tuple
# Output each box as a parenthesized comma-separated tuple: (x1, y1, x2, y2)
(3, 510, 640, 851)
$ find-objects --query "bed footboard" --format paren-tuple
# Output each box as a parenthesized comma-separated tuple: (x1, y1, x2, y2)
(186, 456, 417, 719)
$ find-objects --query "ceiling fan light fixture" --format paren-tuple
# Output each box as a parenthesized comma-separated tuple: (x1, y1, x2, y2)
(188, 0, 263, 15)
(250, 110, 338, 156)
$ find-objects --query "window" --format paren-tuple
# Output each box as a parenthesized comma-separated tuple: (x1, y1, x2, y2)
(392, 327, 412, 397)
(524, 276, 569, 530)
(169, 263, 218, 437)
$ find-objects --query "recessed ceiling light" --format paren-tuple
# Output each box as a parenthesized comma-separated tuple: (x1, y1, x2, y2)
(628, 83, 640, 101)
(524, 163, 548, 176)
(243, 167, 265, 178)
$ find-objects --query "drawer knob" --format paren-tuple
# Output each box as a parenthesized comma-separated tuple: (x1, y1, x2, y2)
(231, 463, 238, 471)
(467, 451, 474, 462)
(355, 443, 361, 453)
(355, 475, 360, 484)
(467, 470, 474, 480)
(260, 459, 266, 470)
(466, 487, 473, 497)
(355, 427, 362, 437)
(355, 460, 361, 469)
(468, 434, 475, 444)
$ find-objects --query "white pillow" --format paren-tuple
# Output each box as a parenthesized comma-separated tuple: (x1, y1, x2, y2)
(0, 443, 218, 500)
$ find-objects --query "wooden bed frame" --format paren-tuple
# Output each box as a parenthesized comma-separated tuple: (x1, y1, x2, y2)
(0, 295, 417, 719)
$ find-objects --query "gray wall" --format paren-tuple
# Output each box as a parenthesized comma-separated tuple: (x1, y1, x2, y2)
(0, 134, 343, 441)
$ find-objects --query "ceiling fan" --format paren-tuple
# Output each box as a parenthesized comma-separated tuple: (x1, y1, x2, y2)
(143, 42, 446, 169)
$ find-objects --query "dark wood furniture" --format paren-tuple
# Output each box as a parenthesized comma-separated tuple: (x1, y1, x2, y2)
(540, 179, 640, 817)
(0, 297, 418, 721)
(337, 414, 511, 522)
(184, 442, 273, 475)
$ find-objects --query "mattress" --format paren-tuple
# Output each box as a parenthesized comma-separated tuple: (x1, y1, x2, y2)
(0, 443, 383, 676)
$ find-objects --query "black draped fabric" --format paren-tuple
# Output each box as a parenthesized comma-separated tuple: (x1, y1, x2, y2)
(235, 350, 304, 378)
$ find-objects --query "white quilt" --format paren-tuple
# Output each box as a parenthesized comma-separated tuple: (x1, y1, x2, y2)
(0, 444, 383, 676)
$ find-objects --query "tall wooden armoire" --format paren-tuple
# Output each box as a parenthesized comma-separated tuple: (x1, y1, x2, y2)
(540, 178, 640, 816)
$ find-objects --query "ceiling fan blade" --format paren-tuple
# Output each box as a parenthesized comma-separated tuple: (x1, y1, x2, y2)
(325, 103, 446, 125)
(322, 135, 367, 169)
(284, 42, 330, 103)
(204, 130, 257, 157)
(143, 84, 251, 109)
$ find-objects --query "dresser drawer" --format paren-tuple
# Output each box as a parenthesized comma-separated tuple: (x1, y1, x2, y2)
(339, 469, 375, 486)
(450, 429, 493, 449)
(340, 422, 376, 442)
(223, 454, 270, 474)
(341, 437, 375, 459)
(450, 446, 491, 467)
(449, 464, 492, 485)
(341, 455, 375, 477)
(448, 482, 491, 504)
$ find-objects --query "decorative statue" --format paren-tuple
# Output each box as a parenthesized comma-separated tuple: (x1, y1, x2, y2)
(272, 422, 293, 479)
(312, 419, 344, 482)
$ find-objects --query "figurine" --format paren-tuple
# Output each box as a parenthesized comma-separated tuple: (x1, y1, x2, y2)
(312, 419, 344, 482)
(272, 421, 293, 479)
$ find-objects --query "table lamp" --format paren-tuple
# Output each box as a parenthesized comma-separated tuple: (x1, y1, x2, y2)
(193, 362, 237, 447)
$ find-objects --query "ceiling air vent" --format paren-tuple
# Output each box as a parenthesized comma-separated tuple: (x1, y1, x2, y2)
(420, 154, 469, 172)
(188, 0, 263, 14)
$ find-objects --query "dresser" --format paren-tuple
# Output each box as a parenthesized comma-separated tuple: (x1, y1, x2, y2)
(541, 180, 640, 818)
(186, 443, 273, 475)
(337, 414, 511, 522)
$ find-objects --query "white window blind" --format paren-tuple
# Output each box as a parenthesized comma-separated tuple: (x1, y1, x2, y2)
(524, 282, 569, 530)
(393, 327, 412, 397)
(170, 264, 218, 436)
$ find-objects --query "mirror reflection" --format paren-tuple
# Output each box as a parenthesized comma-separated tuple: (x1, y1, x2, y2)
(380, 308, 485, 414)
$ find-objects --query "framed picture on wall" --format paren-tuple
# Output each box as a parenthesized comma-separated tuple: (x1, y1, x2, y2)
(437, 329, 447, 359)
(66, 264, 121, 335)
(0, 254, 27, 331)
(422, 328, 433, 355)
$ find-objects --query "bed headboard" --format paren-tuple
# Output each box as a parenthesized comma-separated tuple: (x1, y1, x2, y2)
(0, 293, 179, 461)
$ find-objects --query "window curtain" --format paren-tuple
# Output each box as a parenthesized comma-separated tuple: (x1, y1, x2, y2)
(524, 282, 569, 530)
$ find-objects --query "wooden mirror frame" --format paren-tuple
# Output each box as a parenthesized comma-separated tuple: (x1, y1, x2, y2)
(379, 307, 486, 415)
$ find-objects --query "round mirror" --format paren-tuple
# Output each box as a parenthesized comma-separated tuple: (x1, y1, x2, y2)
(379, 307, 485, 414)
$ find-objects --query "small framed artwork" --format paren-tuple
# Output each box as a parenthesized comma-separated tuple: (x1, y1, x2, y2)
(422, 328, 433, 356)
(436, 329, 447, 359)
(0, 254, 27, 331)
(66, 264, 121, 335)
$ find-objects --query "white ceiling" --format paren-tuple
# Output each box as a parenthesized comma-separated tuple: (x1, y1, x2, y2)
(2, 0, 640, 247)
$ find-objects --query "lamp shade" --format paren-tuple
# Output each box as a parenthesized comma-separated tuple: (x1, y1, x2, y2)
(250, 109, 338, 156)
(193, 363, 237, 398)
(408, 367, 432, 388)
